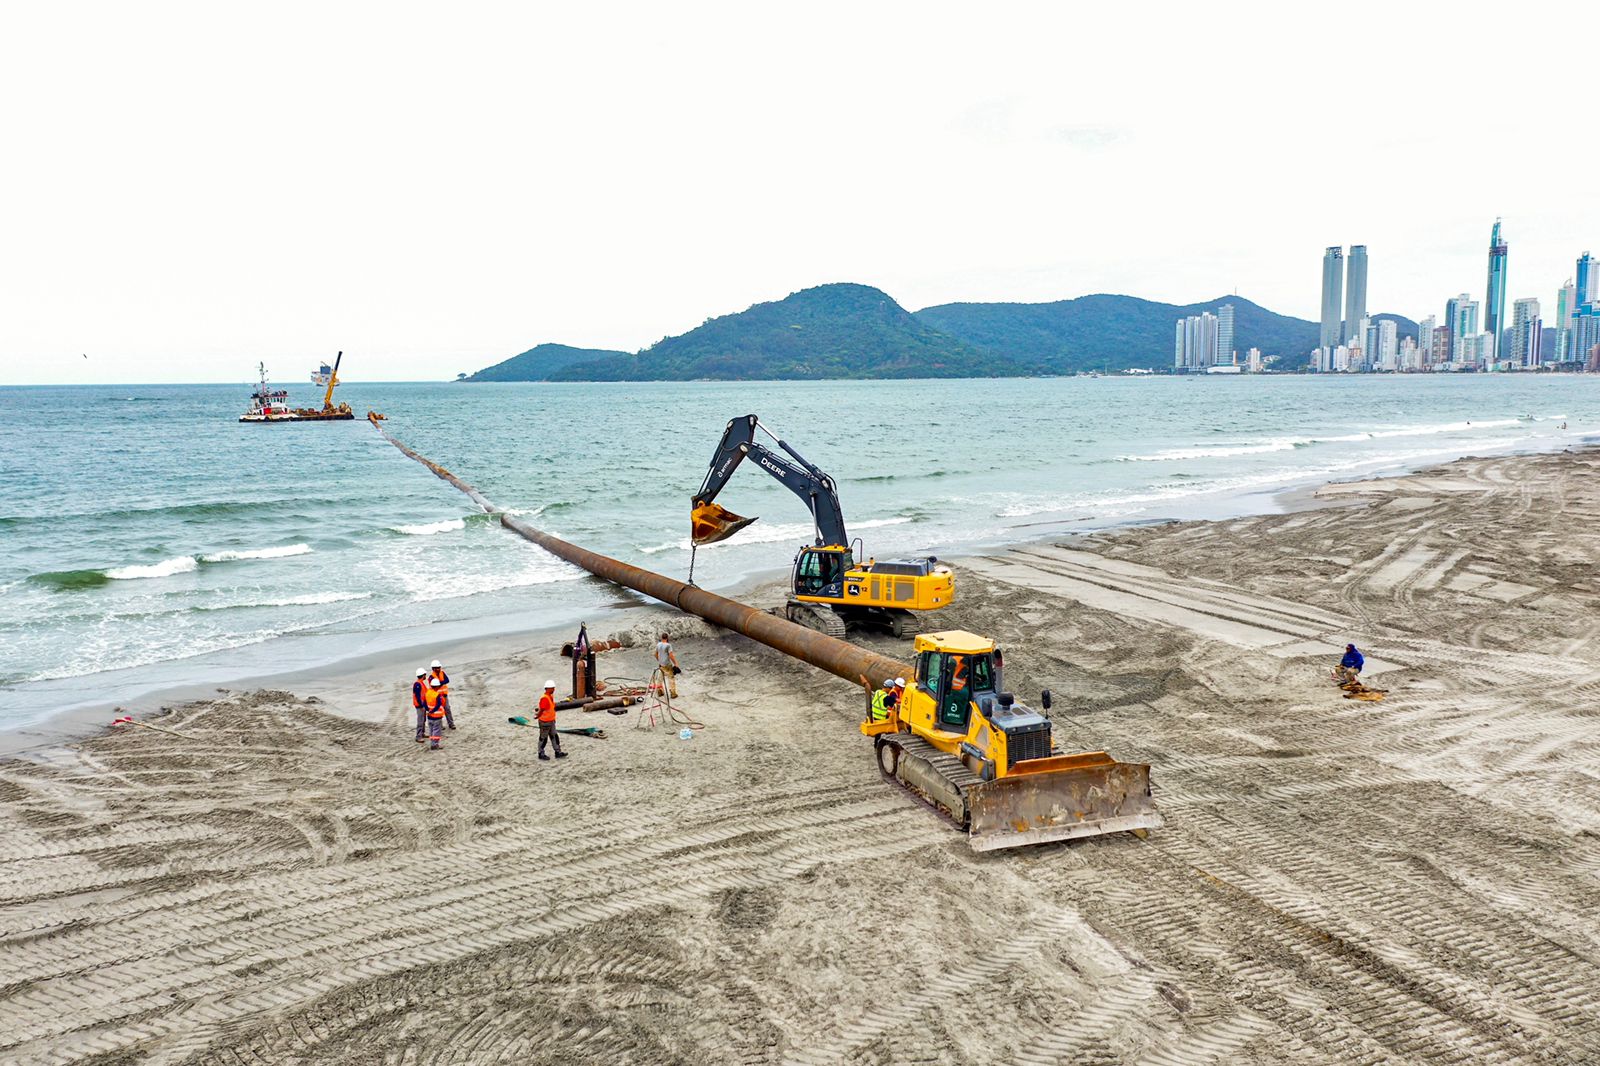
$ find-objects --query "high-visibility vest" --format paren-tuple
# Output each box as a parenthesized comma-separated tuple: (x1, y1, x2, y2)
(423, 685, 444, 717)
(538, 694, 557, 723)
(412, 681, 425, 709)
(431, 668, 449, 695)
(870, 689, 889, 722)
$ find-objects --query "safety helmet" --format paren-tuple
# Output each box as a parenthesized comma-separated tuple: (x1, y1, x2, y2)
(544, 680, 556, 690)
(883, 679, 895, 687)
(894, 677, 905, 687)
(428, 677, 440, 687)
(431, 660, 443, 669)
(416, 668, 426, 677)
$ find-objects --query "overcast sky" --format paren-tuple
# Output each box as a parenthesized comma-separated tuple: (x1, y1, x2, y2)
(3, 0, 1594, 384)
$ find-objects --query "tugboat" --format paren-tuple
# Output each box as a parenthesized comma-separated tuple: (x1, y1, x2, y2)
(239, 352, 355, 422)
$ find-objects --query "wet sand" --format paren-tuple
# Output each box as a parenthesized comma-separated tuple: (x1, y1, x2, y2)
(4, 448, 1600, 1064)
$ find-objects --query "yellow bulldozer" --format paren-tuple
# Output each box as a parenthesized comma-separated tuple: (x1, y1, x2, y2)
(862, 630, 1162, 850)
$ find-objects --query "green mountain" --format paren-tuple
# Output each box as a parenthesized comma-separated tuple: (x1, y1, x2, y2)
(916, 294, 1325, 371)
(463, 343, 628, 382)
(465, 284, 1415, 381)
(548, 283, 1032, 381)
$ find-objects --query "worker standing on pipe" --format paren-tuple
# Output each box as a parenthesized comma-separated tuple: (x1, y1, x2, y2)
(655, 633, 680, 699)
(412, 668, 428, 744)
(430, 660, 454, 730)
(423, 678, 447, 750)
(537, 681, 567, 761)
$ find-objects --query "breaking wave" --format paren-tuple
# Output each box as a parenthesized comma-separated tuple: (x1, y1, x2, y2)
(104, 556, 200, 580)
(390, 519, 466, 536)
(1118, 418, 1527, 462)
(201, 544, 313, 562)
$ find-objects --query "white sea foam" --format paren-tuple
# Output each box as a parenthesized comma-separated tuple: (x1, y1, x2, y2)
(391, 519, 466, 536)
(1002, 435, 1537, 518)
(1118, 418, 1527, 462)
(104, 556, 199, 580)
(256, 591, 371, 607)
(202, 543, 313, 562)
(194, 591, 372, 611)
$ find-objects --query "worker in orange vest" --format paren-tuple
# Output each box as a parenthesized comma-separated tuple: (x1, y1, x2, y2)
(423, 677, 447, 750)
(430, 660, 454, 730)
(412, 667, 428, 743)
(537, 680, 567, 761)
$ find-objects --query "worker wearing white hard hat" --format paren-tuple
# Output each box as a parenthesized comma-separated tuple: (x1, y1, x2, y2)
(887, 677, 906, 714)
(869, 679, 895, 724)
(536, 680, 566, 760)
(428, 661, 453, 730)
(422, 676, 448, 749)
(411, 668, 429, 743)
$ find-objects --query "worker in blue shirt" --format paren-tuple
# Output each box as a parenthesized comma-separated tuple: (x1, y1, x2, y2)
(1337, 644, 1364, 686)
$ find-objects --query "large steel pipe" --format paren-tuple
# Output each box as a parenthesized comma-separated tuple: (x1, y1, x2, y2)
(371, 417, 912, 689)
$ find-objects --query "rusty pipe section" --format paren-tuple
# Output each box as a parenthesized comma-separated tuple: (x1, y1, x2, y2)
(370, 416, 912, 690)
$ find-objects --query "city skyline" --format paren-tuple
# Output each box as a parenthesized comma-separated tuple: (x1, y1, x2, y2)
(1303, 221, 1599, 373)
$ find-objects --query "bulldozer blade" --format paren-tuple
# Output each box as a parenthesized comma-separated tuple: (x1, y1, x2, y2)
(966, 756, 1162, 853)
(691, 502, 759, 546)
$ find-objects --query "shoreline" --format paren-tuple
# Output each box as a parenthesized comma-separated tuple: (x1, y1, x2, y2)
(7, 433, 1594, 757)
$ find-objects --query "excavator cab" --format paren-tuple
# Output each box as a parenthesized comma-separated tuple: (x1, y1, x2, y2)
(794, 545, 851, 597)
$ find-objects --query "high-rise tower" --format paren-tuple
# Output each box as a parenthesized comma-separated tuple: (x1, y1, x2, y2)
(1484, 219, 1508, 349)
(1578, 252, 1596, 306)
(1344, 245, 1368, 344)
(1320, 247, 1344, 352)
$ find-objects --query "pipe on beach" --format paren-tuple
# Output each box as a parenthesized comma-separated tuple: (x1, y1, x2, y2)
(369, 415, 912, 690)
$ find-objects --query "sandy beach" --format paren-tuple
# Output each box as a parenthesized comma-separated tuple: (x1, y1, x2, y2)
(5, 447, 1600, 1064)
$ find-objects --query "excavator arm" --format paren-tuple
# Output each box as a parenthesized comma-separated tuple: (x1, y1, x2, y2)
(691, 414, 849, 547)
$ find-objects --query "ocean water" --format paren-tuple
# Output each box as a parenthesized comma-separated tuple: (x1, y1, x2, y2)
(3, 375, 1595, 726)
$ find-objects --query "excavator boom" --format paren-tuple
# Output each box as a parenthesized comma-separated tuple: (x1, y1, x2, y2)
(690, 414, 849, 548)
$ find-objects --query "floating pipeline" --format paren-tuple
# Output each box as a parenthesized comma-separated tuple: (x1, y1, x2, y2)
(368, 414, 911, 692)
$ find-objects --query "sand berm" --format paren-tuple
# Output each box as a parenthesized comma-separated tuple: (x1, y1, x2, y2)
(4, 448, 1600, 1064)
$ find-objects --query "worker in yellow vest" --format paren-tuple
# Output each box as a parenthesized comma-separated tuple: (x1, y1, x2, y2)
(869, 680, 893, 723)
(422, 677, 447, 750)
(537, 681, 567, 761)
(429, 660, 454, 730)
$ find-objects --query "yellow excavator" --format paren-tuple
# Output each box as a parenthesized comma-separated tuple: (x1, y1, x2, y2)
(863, 631, 1162, 850)
(691, 414, 953, 637)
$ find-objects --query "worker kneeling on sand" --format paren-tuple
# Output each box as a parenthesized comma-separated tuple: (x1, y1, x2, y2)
(430, 660, 454, 730)
(537, 681, 567, 761)
(423, 677, 448, 750)
(1336, 643, 1365, 686)
(412, 668, 428, 743)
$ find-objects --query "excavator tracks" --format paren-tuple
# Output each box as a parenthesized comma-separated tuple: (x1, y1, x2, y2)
(874, 733, 981, 832)
(786, 600, 848, 639)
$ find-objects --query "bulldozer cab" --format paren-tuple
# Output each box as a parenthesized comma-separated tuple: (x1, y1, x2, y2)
(916, 647, 996, 735)
(793, 545, 852, 598)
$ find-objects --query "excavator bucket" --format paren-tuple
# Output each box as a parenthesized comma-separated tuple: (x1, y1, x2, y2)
(691, 501, 758, 546)
(965, 753, 1163, 853)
